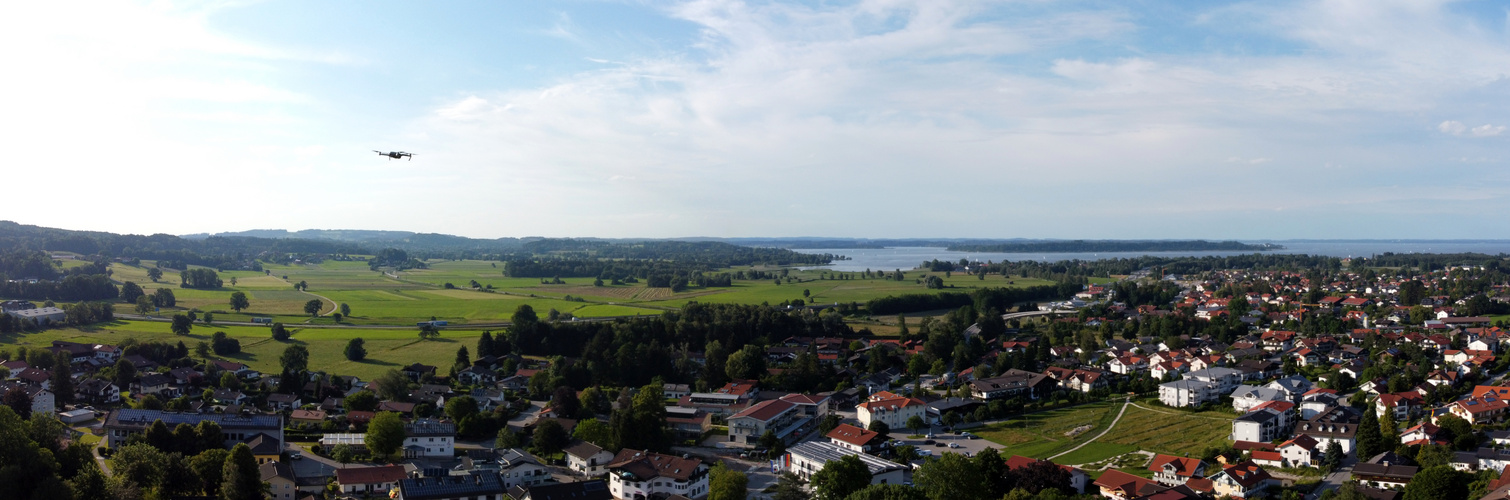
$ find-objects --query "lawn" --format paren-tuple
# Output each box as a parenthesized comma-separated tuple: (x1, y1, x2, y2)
(976, 401, 1120, 458)
(0, 320, 481, 380)
(1098, 402, 1232, 458)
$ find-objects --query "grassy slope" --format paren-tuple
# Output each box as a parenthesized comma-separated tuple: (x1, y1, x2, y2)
(0, 320, 480, 381)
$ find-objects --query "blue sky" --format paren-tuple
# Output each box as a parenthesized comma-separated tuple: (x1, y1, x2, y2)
(2, 0, 1508, 239)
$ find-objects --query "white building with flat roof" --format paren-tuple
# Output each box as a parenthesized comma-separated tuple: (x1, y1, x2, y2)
(785, 441, 906, 486)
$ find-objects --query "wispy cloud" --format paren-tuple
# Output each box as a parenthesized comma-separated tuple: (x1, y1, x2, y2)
(1440, 120, 1505, 137)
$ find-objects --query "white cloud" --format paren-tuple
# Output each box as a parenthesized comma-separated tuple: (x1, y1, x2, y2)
(1440, 120, 1505, 137)
(1470, 124, 1506, 137)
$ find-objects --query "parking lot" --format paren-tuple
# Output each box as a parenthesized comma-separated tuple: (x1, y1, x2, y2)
(894, 428, 1004, 459)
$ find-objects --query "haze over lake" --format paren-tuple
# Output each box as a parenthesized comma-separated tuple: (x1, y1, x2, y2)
(795, 241, 1510, 272)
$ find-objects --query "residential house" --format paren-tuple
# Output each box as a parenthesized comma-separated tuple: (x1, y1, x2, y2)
(1185, 368, 1243, 394)
(1375, 392, 1424, 421)
(855, 394, 926, 431)
(564, 441, 615, 476)
(1297, 406, 1360, 456)
(1005, 456, 1089, 495)
(261, 462, 298, 500)
(75, 379, 121, 404)
(1094, 469, 1167, 499)
(494, 448, 552, 489)
(826, 423, 888, 453)
(1231, 386, 1289, 413)
(335, 465, 406, 497)
(968, 369, 1054, 401)
(1278, 435, 1320, 468)
(266, 393, 302, 411)
(1232, 402, 1294, 443)
(1354, 453, 1418, 490)
(0, 382, 53, 416)
(1158, 379, 1217, 408)
(665, 407, 712, 439)
(403, 419, 455, 458)
(1266, 375, 1315, 402)
(605, 449, 709, 500)
(135, 374, 178, 399)
(1147, 454, 1207, 487)
(394, 474, 506, 500)
(1209, 461, 1275, 498)
(290, 409, 326, 426)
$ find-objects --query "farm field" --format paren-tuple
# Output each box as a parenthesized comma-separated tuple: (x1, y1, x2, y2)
(102, 258, 1063, 326)
(975, 401, 1120, 459)
(0, 320, 483, 380)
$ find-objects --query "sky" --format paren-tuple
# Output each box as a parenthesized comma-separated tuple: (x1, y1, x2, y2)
(2, 0, 1509, 240)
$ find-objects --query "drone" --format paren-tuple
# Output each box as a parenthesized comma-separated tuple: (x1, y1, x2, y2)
(374, 151, 415, 160)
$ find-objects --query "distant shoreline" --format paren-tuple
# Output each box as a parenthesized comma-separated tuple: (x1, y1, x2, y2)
(944, 240, 1281, 253)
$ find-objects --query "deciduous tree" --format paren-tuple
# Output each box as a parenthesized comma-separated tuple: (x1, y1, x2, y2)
(228, 292, 249, 313)
(344, 338, 367, 361)
(220, 443, 262, 500)
(811, 455, 871, 500)
(171, 314, 193, 335)
(366, 412, 406, 459)
(709, 461, 749, 500)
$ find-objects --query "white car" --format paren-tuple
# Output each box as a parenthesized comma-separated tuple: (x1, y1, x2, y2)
(948, 443, 960, 449)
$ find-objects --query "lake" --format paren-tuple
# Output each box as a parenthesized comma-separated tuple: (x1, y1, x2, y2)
(794, 241, 1510, 272)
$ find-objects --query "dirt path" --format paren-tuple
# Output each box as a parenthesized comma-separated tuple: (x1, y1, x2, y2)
(1048, 396, 1130, 460)
(1128, 402, 1233, 420)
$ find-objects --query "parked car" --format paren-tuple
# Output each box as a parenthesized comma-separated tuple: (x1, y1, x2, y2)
(948, 443, 960, 449)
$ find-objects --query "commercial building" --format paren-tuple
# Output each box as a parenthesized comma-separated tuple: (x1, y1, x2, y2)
(784, 441, 906, 486)
(104, 409, 282, 448)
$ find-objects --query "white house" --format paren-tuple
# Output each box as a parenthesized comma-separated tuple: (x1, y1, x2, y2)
(1159, 379, 1217, 408)
(1231, 386, 1289, 413)
(564, 441, 615, 476)
(606, 449, 708, 500)
(402, 419, 455, 458)
(855, 394, 926, 430)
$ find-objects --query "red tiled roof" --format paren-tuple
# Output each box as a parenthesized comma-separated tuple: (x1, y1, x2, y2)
(729, 399, 795, 422)
(1096, 469, 1159, 496)
(856, 397, 924, 413)
(826, 424, 881, 447)
(335, 465, 405, 485)
(1148, 454, 1204, 476)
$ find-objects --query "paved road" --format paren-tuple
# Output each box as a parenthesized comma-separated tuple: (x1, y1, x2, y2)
(1307, 458, 1356, 499)
(1048, 396, 1130, 461)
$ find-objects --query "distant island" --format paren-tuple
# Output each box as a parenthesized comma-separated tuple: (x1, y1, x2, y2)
(946, 240, 1284, 253)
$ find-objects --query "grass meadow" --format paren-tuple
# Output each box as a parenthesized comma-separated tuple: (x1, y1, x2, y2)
(1098, 402, 1233, 458)
(975, 401, 1120, 459)
(100, 258, 1061, 326)
(0, 319, 482, 381)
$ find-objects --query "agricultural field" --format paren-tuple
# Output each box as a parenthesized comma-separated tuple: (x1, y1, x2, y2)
(975, 401, 1121, 458)
(101, 258, 1062, 326)
(0, 320, 482, 380)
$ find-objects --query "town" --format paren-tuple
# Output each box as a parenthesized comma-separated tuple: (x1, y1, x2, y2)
(3, 243, 1510, 500)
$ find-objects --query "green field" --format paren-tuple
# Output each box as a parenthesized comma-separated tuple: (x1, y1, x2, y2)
(978, 399, 1232, 466)
(99, 259, 1060, 326)
(0, 320, 482, 380)
(1098, 402, 1232, 458)
(976, 401, 1121, 458)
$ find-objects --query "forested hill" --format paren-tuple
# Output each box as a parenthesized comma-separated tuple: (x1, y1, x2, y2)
(0, 222, 835, 267)
(946, 240, 1283, 253)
